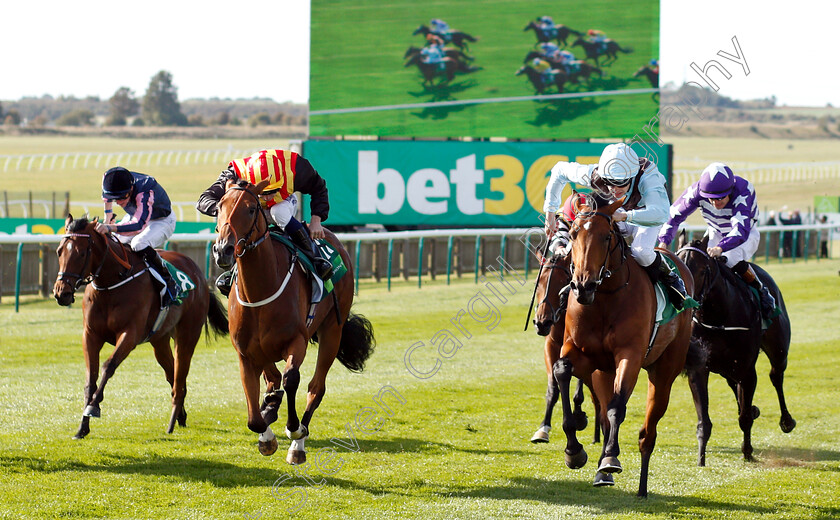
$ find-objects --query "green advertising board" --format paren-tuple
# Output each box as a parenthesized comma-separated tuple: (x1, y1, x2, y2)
(0, 219, 215, 236)
(814, 196, 839, 214)
(302, 140, 671, 227)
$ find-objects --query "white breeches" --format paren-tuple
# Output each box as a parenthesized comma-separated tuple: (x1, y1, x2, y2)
(617, 222, 659, 267)
(116, 213, 176, 251)
(708, 226, 760, 267)
(268, 196, 298, 229)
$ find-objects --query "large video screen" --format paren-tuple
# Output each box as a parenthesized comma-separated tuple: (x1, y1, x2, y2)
(310, 0, 660, 140)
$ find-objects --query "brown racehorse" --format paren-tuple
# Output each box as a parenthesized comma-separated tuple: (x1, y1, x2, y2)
(53, 215, 229, 439)
(523, 21, 582, 47)
(530, 241, 601, 447)
(515, 65, 566, 94)
(572, 37, 632, 67)
(556, 199, 694, 497)
(213, 179, 375, 463)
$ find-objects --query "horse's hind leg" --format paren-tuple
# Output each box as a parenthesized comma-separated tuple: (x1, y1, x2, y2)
(762, 331, 796, 433)
(167, 322, 201, 432)
(151, 337, 178, 433)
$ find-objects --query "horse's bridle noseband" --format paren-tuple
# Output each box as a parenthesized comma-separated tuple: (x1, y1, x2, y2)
(570, 211, 629, 291)
(57, 233, 95, 289)
(219, 186, 270, 257)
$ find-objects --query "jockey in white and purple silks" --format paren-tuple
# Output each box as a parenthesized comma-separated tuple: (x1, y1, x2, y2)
(658, 162, 776, 318)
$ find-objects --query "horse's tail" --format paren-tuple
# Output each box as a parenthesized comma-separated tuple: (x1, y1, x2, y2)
(618, 45, 633, 54)
(337, 312, 375, 373)
(205, 287, 229, 338)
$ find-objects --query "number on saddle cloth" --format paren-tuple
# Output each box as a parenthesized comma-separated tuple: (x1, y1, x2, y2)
(160, 259, 196, 300)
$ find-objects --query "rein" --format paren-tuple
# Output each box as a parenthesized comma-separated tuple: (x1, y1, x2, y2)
(571, 211, 630, 293)
(221, 187, 269, 257)
(676, 244, 750, 331)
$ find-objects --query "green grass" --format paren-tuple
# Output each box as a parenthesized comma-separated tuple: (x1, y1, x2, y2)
(1, 259, 839, 519)
(309, 0, 659, 139)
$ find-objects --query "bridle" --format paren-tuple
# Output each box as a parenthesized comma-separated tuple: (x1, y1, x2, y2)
(570, 211, 629, 293)
(57, 231, 132, 289)
(219, 186, 270, 257)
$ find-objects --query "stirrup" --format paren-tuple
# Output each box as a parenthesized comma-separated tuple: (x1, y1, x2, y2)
(215, 271, 233, 296)
(314, 259, 334, 280)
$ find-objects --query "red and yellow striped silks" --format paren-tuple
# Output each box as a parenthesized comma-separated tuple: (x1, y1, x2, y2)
(228, 150, 298, 205)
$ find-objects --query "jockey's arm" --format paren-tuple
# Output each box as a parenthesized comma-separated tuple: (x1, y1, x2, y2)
(545, 211, 557, 238)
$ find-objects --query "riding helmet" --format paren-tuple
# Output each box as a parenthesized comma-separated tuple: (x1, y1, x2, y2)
(597, 143, 639, 184)
(102, 166, 134, 200)
(698, 162, 735, 199)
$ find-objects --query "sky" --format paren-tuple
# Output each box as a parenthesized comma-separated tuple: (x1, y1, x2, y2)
(2, 0, 838, 107)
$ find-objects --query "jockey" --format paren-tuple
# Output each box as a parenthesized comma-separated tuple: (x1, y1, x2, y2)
(430, 18, 450, 37)
(537, 41, 561, 59)
(554, 50, 579, 73)
(531, 57, 559, 83)
(544, 143, 688, 308)
(658, 162, 776, 319)
(537, 15, 556, 31)
(649, 58, 659, 74)
(96, 166, 179, 307)
(425, 32, 445, 48)
(587, 29, 607, 43)
(420, 44, 449, 66)
(196, 149, 334, 294)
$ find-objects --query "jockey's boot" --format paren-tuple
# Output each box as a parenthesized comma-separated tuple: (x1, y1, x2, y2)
(215, 270, 233, 297)
(643, 252, 687, 309)
(140, 246, 179, 307)
(290, 227, 334, 280)
(735, 262, 777, 319)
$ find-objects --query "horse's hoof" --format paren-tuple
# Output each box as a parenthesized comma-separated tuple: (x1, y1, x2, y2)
(564, 447, 588, 469)
(83, 405, 100, 418)
(751, 406, 760, 419)
(72, 430, 88, 440)
(780, 416, 796, 433)
(531, 425, 550, 443)
(598, 456, 622, 474)
(573, 411, 588, 432)
(178, 409, 187, 428)
(286, 449, 306, 465)
(258, 437, 278, 456)
(285, 424, 309, 440)
(593, 471, 615, 487)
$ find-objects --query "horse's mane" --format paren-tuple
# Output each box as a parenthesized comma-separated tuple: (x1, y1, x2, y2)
(68, 216, 91, 233)
(688, 238, 744, 288)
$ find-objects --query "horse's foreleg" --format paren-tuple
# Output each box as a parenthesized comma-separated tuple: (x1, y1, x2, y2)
(238, 354, 275, 456)
(572, 378, 588, 432)
(737, 369, 759, 462)
(553, 357, 586, 469)
(83, 332, 138, 426)
(598, 358, 640, 475)
(74, 332, 104, 439)
(532, 338, 561, 443)
(261, 364, 284, 427)
(685, 367, 712, 466)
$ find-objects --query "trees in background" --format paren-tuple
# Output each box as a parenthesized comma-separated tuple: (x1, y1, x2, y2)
(141, 71, 187, 126)
(107, 87, 140, 126)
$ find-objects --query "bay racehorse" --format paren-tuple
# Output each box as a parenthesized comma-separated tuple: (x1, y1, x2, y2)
(53, 215, 229, 439)
(572, 37, 632, 66)
(523, 51, 601, 85)
(677, 234, 795, 465)
(515, 65, 566, 94)
(556, 199, 694, 497)
(213, 179, 375, 464)
(530, 241, 600, 446)
(405, 51, 479, 86)
(523, 22, 582, 47)
(413, 25, 477, 51)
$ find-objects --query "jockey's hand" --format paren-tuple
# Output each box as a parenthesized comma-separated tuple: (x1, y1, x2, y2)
(309, 216, 325, 240)
(94, 222, 111, 235)
(544, 212, 556, 238)
(613, 208, 628, 222)
(708, 246, 723, 258)
(657, 241, 669, 250)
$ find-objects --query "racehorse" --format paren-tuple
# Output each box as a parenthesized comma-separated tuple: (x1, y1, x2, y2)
(523, 21, 581, 47)
(405, 52, 478, 86)
(677, 234, 795, 466)
(53, 215, 229, 440)
(405, 45, 473, 64)
(634, 65, 659, 88)
(572, 37, 632, 67)
(213, 179, 375, 464)
(530, 242, 600, 446)
(556, 199, 694, 497)
(523, 51, 601, 84)
(515, 65, 566, 94)
(413, 25, 478, 51)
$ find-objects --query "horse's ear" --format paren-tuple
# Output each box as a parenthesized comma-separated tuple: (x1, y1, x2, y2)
(65, 214, 73, 229)
(255, 179, 271, 194)
(700, 234, 709, 248)
(92, 216, 99, 224)
(677, 229, 686, 249)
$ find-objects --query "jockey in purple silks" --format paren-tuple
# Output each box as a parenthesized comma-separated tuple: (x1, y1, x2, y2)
(658, 162, 776, 318)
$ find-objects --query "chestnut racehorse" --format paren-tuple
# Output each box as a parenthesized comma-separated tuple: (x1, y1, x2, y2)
(53, 215, 228, 439)
(556, 199, 694, 497)
(213, 179, 375, 464)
